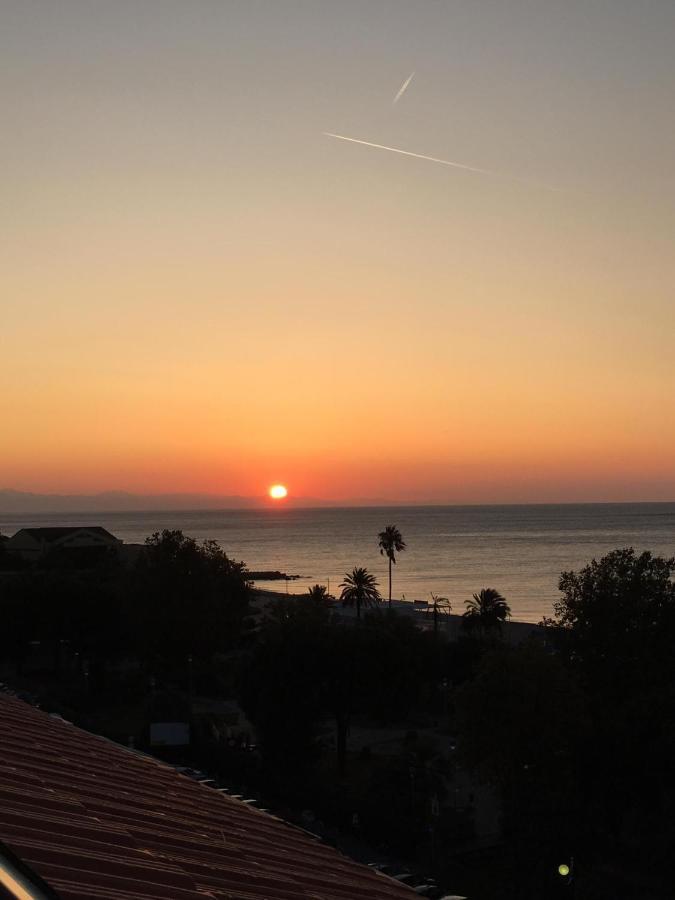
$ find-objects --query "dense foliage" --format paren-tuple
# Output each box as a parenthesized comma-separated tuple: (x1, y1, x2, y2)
(539, 549, 675, 895)
(2, 538, 675, 897)
(0, 529, 251, 694)
(461, 587, 511, 636)
(238, 598, 441, 779)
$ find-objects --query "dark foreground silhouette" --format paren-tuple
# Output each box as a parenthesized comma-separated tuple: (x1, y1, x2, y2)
(1, 531, 673, 898)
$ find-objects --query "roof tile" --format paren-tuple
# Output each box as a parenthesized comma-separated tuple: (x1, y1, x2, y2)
(0, 695, 414, 900)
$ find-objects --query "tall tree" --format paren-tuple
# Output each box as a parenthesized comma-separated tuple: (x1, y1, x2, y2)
(339, 567, 381, 619)
(544, 548, 675, 688)
(541, 549, 675, 894)
(462, 587, 510, 637)
(377, 525, 406, 608)
(134, 529, 250, 667)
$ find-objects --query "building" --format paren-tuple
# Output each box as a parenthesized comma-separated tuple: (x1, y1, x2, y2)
(0, 692, 416, 899)
(4, 527, 121, 562)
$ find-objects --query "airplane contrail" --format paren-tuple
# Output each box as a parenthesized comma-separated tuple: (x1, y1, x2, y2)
(393, 71, 415, 104)
(322, 132, 560, 191)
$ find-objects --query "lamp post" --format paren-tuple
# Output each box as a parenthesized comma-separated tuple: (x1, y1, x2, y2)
(557, 857, 575, 895)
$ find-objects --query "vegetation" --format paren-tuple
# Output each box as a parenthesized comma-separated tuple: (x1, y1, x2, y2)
(339, 566, 381, 619)
(461, 587, 510, 637)
(133, 530, 251, 670)
(455, 643, 588, 894)
(0, 529, 251, 697)
(307, 584, 334, 605)
(429, 593, 451, 634)
(377, 524, 407, 607)
(2, 536, 675, 897)
(238, 598, 439, 780)
(237, 597, 329, 777)
(539, 548, 675, 896)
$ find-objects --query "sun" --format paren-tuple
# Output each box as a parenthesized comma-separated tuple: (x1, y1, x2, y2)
(269, 484, 288, 500)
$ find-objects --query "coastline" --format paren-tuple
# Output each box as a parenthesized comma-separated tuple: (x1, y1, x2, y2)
(4, 503, 673, 623)
(251, 587, 545, 636)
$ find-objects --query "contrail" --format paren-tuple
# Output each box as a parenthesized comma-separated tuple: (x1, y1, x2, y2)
(324, 132, 500, 177)
(323, 132, 560, 191)
(393, 71, 415, 105)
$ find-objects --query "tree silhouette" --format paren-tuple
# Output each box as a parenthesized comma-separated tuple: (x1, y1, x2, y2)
(307, 584, 334, 606)
(339, 567, 381, 619)
(462, 588, 510, 637)
(541, 548, 675, 890)
(377, 525, 406, 608)
(543, 547, 675, 704)
(428, 593, 451, 635)
(134, 530, 250, 667)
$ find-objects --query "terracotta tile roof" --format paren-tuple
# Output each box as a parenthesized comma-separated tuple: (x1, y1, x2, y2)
(0, 695, 415, 900)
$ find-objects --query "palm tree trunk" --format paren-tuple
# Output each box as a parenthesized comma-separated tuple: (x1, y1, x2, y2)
(388, 557, 392, 608)
(357, 596, 361, 619)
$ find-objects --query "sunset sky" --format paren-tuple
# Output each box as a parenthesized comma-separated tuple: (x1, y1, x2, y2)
(2, 1, 675, 504)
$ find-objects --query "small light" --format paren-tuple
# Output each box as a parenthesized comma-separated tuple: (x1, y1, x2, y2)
(558, 863, 570, 877)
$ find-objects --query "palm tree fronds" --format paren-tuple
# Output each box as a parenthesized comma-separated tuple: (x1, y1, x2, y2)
(462, 587, 511, 635)
(377, 525, 407, 607)
(339, 567, 381, 618)
(377, 525, 407, 560)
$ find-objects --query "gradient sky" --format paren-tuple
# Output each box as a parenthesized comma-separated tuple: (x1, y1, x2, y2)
(2, 0, 675, 503)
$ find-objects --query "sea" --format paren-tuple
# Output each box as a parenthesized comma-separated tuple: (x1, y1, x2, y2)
(2, 503, 674, 623)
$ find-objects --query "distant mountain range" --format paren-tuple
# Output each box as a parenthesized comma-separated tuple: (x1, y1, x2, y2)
(0, 489, 396, 513)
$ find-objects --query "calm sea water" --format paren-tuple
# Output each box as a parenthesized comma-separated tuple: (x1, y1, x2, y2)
(3, 503, 674, 623)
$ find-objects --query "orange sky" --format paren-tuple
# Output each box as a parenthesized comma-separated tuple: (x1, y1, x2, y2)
(2, 1, 675, 504)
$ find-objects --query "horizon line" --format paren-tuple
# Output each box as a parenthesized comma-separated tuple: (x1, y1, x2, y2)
(2, 496, 675, 518)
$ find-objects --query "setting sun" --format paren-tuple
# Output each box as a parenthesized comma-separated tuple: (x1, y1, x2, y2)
(269, 484, 288, 500)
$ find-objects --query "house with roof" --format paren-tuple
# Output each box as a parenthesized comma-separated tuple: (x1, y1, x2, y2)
(0, 691, 417, 900)
(4, 527, 121, 562)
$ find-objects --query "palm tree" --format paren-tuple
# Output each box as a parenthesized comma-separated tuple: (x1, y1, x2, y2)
(462, 588, 511, 637)
(307, 584, 333, 606)
(377, 525, 407, 608)
(339, 567, 381, 619)
(428, 593, 451, 635)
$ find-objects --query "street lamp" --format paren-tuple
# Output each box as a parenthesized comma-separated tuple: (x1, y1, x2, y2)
(557, 857, 575, 892)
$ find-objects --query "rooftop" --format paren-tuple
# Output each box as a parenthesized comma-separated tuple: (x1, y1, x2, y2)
(0, 692, 415, 900)
(10, 527, 119, 544)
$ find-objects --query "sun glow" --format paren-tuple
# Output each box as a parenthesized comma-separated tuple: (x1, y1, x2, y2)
(269, 484, 288, 500)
